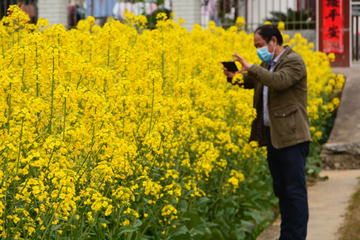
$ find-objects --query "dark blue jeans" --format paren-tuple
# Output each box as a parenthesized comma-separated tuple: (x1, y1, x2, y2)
(266, 129, 309, 240)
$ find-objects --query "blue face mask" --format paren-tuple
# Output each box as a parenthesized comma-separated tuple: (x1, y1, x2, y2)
(257, 44, 276, 62)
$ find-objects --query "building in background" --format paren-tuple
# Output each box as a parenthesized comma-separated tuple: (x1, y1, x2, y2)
(0, 0, 38, 23)
(37, 0, 68, 28)
(84, 0, 116, 25)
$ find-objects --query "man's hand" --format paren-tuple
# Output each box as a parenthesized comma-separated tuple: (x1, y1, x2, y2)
(221, 61, 241, 78)
(232, 52, 251, 72)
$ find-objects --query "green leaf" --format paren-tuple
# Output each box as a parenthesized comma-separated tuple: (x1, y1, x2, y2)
(216, 216, 231, 235)
(190, 219, 206, 235)
(196, 197, 210, 208)
(135, 219, 143, 227)
(117, 226, 138, 237)
(183, 210, 200, 230)
(169, 225, 190, 240)
(246, 190, 265, 201)
(179, 200, 188, 211)
(205, 222, 219, 228)
(83, 233, 97, 240)
(195, 227, 212, 240)
(256, 180, 266, 189)
(233, 229, 246, 240)
(225, 200, 239, 208)
(179, 217, 191, 222)
(204, 227, 212, 239)
(239, 220, 254, 233)
(209, 228, 225, 240)
(51, 224, 62, 232)
(244, 211, 264, 224)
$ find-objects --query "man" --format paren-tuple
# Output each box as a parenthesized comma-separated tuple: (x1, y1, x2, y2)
(19, 0, 36, 23)
(222, 25, 312, 240)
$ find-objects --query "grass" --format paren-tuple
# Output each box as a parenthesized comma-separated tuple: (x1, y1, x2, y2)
(337, 178, 360, 240)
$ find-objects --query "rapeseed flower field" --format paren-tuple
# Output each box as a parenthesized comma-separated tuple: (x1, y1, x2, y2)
(0, 6, 344, 240)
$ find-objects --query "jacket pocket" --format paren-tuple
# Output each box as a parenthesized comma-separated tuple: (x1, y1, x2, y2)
(273, 105, 298, 136)
(274, 104, 298, 117)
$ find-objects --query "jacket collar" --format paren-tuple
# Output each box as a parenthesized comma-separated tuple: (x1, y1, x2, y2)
(272, 46, 292, 71)
(263, 46, 292, 70)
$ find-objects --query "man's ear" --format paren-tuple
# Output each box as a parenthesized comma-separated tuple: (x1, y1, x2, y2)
(271, 36, 277, 45)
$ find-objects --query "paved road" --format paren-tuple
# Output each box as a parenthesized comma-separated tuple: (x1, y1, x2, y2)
(321, 67, 360, 169)
(257, 170, 360, 240)
(326, 67, 360, 145)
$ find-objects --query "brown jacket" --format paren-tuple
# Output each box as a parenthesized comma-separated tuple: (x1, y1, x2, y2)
(239, 46, 312, 149)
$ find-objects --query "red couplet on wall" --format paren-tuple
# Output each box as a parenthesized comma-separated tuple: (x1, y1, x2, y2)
(323, 0, 344, 53)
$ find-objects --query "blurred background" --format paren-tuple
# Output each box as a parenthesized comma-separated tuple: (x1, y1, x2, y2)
(0, 0, 316, 31)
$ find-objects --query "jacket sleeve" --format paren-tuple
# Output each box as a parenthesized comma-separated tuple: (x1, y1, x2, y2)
(247, 55, 306, 91)
(227, 73, 255, 89)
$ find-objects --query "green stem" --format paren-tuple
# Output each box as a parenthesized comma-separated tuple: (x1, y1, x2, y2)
(16, 118, 24, 175)
(123, 50, 127, 76)
(77, 212, 100, 240)
(49, 52, 55, 134)
(2, 151, 8, 236)
(36, 43, 39, 97)
(177, 48, 180, 82)
(161, 27, 165, 90)
(139, 208, 162, 239)
(87, 125, 96, 182)
(17, 17, 20, 44)
(114, 206, 124, 232)
(7, 58, 13, 69)
(128, 204, 143, 240)
(21, 53, 27, 91)
(89, 44, 92, 62)
(40, 186, 64, 240)
(149, 78, 155, 134)
(81, 40, 83, 56)
(63, 98, 66, 142)
(123, 100, 125, 139)
(7, 83, 11, 134)
(107, 43, 110, 67)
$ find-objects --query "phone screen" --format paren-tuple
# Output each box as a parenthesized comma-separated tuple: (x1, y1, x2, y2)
(222, 62, 238, 72)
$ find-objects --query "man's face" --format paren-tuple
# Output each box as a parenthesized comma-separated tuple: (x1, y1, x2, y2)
(254, 32, 276, 52)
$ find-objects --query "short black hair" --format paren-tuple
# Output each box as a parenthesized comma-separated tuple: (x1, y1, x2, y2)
(255, 25, 283, 45)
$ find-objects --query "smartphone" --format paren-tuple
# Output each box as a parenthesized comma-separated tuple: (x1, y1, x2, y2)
(221, 61, 238, 72)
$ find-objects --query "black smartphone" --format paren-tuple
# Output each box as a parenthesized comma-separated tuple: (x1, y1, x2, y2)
(221, 61, 238, 72)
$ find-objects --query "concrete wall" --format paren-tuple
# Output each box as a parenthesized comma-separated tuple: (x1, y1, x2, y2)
(37, 0, 68, 28)
(283, 30, 316, 46)
(172, 0, 201, 32)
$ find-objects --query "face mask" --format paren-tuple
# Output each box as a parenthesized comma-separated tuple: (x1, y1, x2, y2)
(257, 43, 276, 62)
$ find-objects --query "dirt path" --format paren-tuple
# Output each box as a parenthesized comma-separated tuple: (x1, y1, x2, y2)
(257, 170, 360, 240)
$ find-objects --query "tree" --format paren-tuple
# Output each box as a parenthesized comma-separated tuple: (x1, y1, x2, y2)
(265, 8, 315, 30)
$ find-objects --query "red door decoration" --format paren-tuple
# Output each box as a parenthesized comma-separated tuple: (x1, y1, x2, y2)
(323, 0, 344, 53)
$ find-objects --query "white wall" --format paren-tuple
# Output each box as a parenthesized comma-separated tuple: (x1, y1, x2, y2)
(173, 0, 297, 31)
(247, 0, 297, 31)
(38, 0, 68, 28)
(172, 0, 201, 32)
